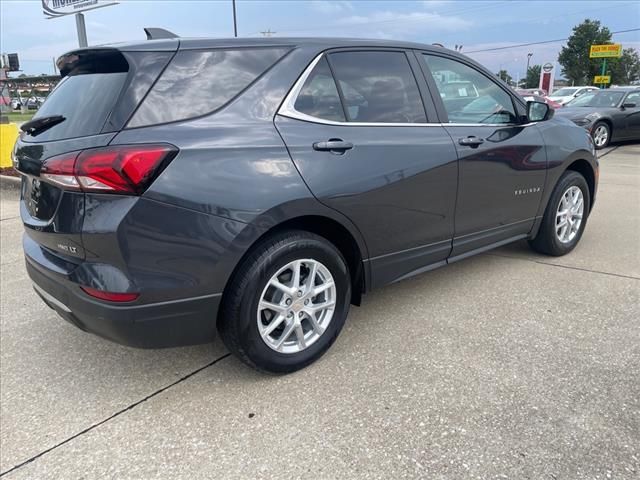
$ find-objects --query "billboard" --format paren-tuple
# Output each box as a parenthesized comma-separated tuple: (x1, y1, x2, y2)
(1, 54, 20, 72)
(42, 0, 118, 19)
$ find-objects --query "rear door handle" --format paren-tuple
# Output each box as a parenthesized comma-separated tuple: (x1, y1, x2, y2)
(458, 136, 484, 148)
(313, 139, 353, 154)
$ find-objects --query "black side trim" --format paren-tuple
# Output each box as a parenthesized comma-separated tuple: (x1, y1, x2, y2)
(451, 218, 534, 257)
(448, 234, 528, 263)
(369, 239, 451, 289)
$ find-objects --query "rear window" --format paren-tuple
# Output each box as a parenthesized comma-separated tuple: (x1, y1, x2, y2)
(27, 72, 128, 141)
(128, 47, 289, 128)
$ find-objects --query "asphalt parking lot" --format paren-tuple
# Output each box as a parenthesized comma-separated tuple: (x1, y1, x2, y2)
(1, 144, 638, 479)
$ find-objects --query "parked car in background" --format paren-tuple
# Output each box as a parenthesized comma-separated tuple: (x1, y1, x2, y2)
(548, 86, 599, 105)
(517, 92, 563, 109)
(556, 87, 640, 149)
(11, 98, 23, 110)
(516, 88, 546, 97)
(26, 96, 42, 110)
(15, 37, 598, 373)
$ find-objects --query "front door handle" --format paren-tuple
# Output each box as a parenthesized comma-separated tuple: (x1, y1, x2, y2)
(458, 136, 484, 148)
(313, 139, 353, 154)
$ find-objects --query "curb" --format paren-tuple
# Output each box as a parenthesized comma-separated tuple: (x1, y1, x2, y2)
(0, 175, 21, 197)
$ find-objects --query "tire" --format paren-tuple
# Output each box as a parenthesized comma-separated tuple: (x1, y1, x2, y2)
(591, 121, 610, 149)
(218, 230, 351, 374)
(528, 171, 590, 256)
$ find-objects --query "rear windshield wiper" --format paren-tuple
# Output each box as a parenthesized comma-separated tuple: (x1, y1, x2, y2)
(20, 115, 66, 137)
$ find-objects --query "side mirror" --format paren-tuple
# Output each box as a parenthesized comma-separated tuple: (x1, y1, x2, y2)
(527, 101, 553, 122)
(622, 102, 636, 109)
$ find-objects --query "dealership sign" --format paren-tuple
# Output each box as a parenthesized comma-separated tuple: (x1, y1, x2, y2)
(538, 62, 555, 95)
(594, 75, 611, 84)
(42, 0, 118, 18)
(589, 44, 622, 58)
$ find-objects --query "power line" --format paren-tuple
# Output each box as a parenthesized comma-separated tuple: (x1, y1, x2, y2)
(465, 28, 640, 54)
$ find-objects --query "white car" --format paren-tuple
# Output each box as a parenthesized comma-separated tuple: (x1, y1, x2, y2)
(548, 86, 599, 105)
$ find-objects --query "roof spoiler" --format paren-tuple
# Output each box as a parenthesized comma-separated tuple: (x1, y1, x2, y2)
(144, 28, 179, 40)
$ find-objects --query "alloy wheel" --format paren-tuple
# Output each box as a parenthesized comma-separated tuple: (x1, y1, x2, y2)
(257, 259, 336, 354)
(555, 186, 584, 244)
(593, 125, 609, 148)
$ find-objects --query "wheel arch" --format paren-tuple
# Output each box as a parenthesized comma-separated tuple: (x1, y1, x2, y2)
(565, 158, 596, 212)
(595, 117, 613, 130)
(220, 214, 368, 320)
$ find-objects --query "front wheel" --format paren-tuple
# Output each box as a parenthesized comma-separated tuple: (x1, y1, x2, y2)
(591, 121, 610, 149)
(528, 171, 590, 256)
(218, 231, 351, 374)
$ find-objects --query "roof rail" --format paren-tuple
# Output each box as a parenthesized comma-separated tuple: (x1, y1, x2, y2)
(144, 28, 179, 40)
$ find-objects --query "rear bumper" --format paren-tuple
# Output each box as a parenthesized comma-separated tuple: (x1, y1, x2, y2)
(26, 256, 221, 349)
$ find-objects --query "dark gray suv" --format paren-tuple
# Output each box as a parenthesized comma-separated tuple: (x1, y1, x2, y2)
(15, 36, 598, 373)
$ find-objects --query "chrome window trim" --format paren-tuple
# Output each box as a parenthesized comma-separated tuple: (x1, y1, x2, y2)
(277, 52, 536, 129)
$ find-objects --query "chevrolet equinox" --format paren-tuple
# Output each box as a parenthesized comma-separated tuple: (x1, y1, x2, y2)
(14, 35, 598, 373)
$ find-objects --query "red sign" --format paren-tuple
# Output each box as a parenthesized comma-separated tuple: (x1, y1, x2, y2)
(538, 62, 555, 95)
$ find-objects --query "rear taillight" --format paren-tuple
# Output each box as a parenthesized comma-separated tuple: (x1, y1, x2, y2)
(80, 286, 140, 303)
(41, 144, 177, 195)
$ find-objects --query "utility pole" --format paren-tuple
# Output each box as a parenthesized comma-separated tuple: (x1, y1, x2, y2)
(232, 0, 238, 37)
(524, 52, 533, 87)
(75, 13, 88, 47)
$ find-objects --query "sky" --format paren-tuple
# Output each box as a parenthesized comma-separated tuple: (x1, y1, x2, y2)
(1, 0, 639, 80)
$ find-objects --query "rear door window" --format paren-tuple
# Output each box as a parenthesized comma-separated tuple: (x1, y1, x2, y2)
(293, 57, 345, 122)
(327, 51, 427, 123)
(129, 47, 289, 128)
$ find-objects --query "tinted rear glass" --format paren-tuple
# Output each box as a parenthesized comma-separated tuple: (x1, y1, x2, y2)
(294, 57, 345, 122)
(328, 51, 427, 123)
(27, 72, 127, 141)
(128, 47, 289, 128)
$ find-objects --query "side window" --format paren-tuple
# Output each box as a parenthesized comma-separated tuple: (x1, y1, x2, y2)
(422, 54, 517, 125)
(129, 48, 289, 127)
(328, 51, 427, 123)
(294, 57, 345, 122)
(625, 92, 640, 104)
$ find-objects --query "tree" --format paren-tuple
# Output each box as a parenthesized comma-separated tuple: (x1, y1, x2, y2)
(558, 19, 612, 85)
(608, 48, 640, 85)
(496, 69, 512, 84)
(525, 65, 541, 89)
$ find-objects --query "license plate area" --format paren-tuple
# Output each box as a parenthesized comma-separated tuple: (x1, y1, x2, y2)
(22, 175, 63, 220)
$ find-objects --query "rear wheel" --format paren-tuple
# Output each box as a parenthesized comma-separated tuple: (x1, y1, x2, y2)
(592, 121, 610, 149)
(218, 231, 351, 374)
(528, 171, 590, 256)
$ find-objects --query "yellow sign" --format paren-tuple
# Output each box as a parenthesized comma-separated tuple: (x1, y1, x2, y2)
(594, 75, 611, 84)
(590, 44, 622, 58)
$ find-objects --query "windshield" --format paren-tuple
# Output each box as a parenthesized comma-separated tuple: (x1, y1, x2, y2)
(550, 88, 578, 97)
(567, 91, 624, 107)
